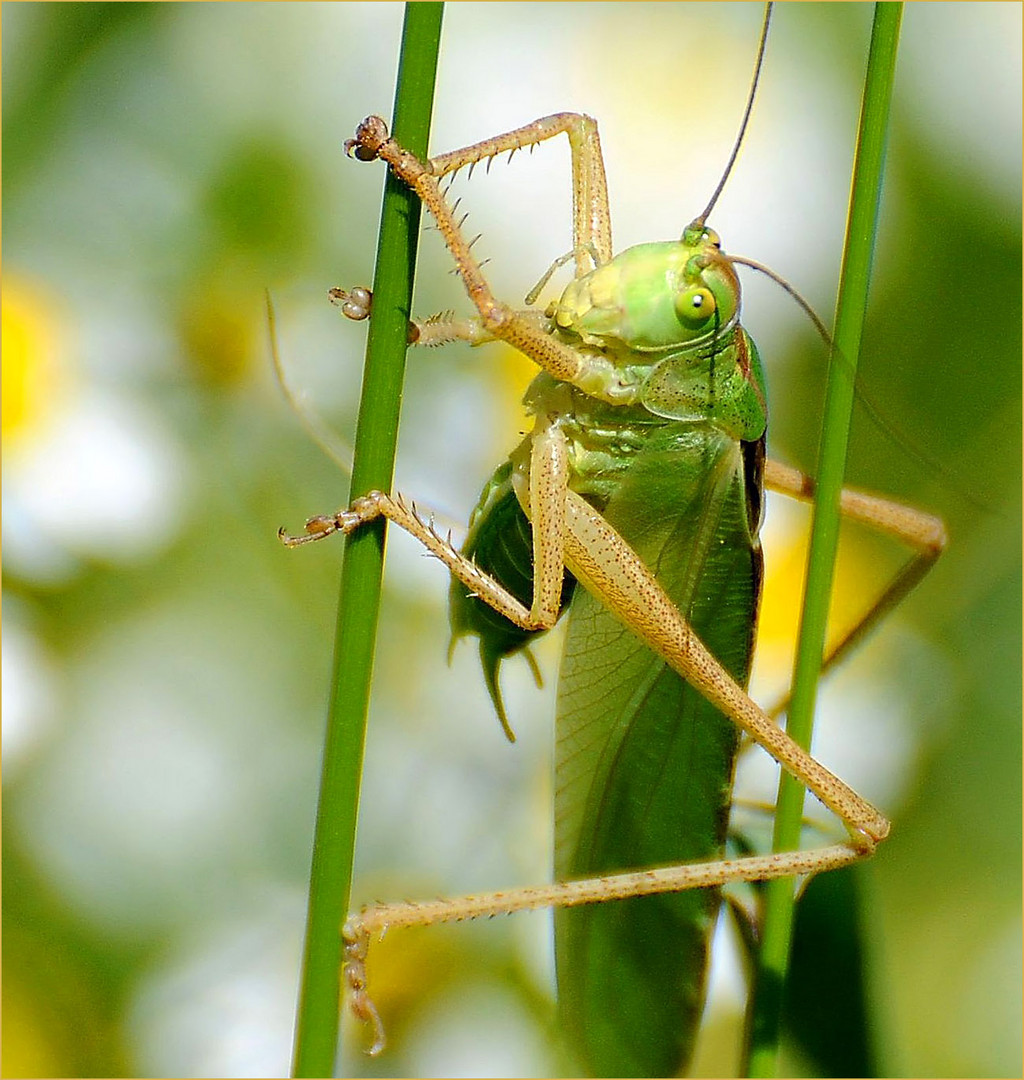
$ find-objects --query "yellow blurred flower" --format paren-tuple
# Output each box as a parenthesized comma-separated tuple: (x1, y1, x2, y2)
(756, 500, 890, 694)
(2, 272, 186, 576)
(2, 275, 71, 450)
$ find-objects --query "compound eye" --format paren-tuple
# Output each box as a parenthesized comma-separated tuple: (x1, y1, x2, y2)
(675, 285, 716, 327)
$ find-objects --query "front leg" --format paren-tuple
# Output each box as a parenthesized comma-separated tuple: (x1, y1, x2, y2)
(329, 284, 554, 349)
(426, 112, 612, 271)
(346, 117, 642, 406)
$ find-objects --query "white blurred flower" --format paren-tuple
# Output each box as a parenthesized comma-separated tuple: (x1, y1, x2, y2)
(1, 606, 59, 773)
(2, 273, 189, 583)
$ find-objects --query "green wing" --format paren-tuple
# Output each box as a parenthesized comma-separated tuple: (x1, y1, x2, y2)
(555, 425, 763, 1077)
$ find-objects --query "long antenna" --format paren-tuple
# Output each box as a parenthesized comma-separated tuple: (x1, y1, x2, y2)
(693, 2, 773, 228)
(728, 255, 992, 513)
(265, 290, 355, 475)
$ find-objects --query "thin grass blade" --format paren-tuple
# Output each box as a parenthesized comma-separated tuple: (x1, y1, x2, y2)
(291, 6, 443, 1075)
(745, 4, 904, 1075)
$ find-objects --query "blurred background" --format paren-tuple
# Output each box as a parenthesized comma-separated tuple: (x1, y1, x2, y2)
(3, 3, 1020, 1077)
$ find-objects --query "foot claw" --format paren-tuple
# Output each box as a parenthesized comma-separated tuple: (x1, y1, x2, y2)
(278, 515, 341, 547)
(345, 115, 390, 162)
(343, 920, 387, 1056)
(329, 286, 372, 321)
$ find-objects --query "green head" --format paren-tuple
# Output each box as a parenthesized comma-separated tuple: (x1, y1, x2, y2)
(549, 225, 766, 441)
(550, 228, 741, 355)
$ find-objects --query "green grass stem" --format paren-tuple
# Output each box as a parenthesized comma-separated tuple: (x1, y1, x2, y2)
(291, 6, 443, 1076)
(744, 5, 903, 1076)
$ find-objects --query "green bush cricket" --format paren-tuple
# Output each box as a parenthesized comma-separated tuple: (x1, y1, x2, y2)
(282, 5, 945, 1074)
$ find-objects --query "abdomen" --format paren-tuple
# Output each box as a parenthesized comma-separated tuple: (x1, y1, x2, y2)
(554, 424, 763, 1077)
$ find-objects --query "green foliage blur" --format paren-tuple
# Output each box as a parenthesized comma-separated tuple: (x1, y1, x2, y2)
(3, 4, 1019, 1078)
